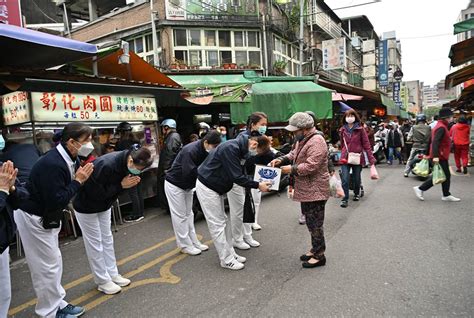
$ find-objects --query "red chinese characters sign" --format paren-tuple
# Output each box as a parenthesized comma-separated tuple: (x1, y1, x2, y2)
(0, 91, 30, 125)
(31, 92, 158, 122)
(0, 0, 22, 27)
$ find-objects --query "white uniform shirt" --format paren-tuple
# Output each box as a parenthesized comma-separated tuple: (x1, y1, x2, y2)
(56, 143, 76, 180)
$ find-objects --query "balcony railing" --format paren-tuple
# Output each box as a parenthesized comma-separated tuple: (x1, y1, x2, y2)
(308, 0, 342, 39)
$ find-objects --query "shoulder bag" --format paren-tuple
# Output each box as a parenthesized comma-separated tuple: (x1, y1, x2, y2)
(343, 134, 361, 165)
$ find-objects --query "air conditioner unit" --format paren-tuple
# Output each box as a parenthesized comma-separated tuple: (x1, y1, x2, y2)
(351, 36, 362, 48)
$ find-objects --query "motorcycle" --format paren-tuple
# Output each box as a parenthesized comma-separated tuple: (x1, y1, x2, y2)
(373, 136, 386, 164)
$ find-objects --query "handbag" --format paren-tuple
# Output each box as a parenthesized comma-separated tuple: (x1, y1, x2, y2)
(243, 188, 256, 223)
(343, 136, 361, 165)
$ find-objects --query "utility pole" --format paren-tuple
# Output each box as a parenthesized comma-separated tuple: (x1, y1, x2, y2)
(298, 0, 304, 76)
(150, 0, 159, 68)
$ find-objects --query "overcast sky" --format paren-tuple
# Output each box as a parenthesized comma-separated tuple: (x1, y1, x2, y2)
(325, 0, 469, 86)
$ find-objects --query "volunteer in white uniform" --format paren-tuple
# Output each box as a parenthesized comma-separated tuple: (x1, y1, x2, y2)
(196, 132, 271, 270)
(165, 131, 221, 255)
(14, 123, 94, 318)
(228, 112, 268, 250)
(73, 145, 153, 295)
(0, 161, 28, 318)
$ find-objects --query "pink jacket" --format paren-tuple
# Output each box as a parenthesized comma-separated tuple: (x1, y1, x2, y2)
(284, 130, 330, 202)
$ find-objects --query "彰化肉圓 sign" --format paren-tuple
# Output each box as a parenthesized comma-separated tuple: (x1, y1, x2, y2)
(1, 91, 31, 125)
(30, 92, 157, 122)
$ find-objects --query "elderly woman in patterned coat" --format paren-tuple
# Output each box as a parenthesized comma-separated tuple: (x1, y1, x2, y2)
(271, 112, 330, 268)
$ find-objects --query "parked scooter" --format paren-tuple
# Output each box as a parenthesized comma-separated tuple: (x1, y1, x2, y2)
(373, 136, 386, 164)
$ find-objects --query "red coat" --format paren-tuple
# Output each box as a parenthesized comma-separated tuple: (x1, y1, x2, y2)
(285, 129, 330, 202)
(339, 124, 376, 166)
(450, 122, 470, 146)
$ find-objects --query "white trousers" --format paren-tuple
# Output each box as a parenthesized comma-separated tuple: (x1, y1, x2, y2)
(195, 180, 236, 264)
(75, 209, 119, 285)
(228, 184, 261, 241)
(0, 247, 11, 318)
(164, 180, 201, 249)
(14, 210, 67, 318)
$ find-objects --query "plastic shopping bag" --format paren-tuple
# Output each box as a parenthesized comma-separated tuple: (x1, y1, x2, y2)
(370, 165, 379, 180)
(432, 163, 446, 185)
(413, 159, 430, 177)
(329, 174, 344, 198)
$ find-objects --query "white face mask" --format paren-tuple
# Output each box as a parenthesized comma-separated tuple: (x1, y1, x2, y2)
(346, 117, 355, 124)
(77, 142, 94, 157)
(248, 147, 257, 157)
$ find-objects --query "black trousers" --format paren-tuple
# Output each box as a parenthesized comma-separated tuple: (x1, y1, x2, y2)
(157, 173, 169, 211)
(128, 183, 144, 217)
(301, 200, 327, 257)
(419, 160, 451, 197)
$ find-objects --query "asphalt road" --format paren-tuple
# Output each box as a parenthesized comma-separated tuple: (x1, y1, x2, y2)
(8, 164, 474, 317)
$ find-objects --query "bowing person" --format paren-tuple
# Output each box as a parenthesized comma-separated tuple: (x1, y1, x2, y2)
(15, 123, 94, 318)
(73, 145, 153, 295)
(165, 130, 222, 256)
(196, 132, 272, 270)
(0, 161, 29, 318)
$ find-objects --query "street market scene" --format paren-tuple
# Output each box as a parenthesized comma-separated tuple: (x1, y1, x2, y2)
(0, 0, 473, 317)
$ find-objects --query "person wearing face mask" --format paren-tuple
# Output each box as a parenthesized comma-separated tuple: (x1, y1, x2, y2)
(385, 122, 404, 165)
(338, 109, 376, 208)
(219, 126, 228, 142)
(165, 131, 222, 256)
(414, 108, 461, 202)
(228, 112, 269, 250)
(196, 132, 272, 270)
(14, 123, 94, 318)
(270, 112, 330, 268)
(72, 145, 153, 295)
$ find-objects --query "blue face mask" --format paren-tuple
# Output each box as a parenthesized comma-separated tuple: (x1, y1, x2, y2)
(258, 126, 267, 135)
(128, 167, 142, 175)
(0, 135, 4, 151)
(221, 136, 227, 142)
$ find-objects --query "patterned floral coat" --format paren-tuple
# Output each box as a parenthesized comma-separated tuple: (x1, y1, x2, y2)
(281, 129, 330, 202)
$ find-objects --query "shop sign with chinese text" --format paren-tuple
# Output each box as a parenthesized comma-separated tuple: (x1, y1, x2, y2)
(0, 91, 31, 125)
(30, 92, 158, 122)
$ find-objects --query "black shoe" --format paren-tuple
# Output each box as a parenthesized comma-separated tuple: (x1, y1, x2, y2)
(340, 200, 348, 208)
(353, 195, 360, 201)
(463, 167, 468, 174)
(302, 256, 326, 268)
(300, 254, 313, 262)
(456, 169, 462, 173)
(123, 215, 145, 223)
(404, 172, 409, 177)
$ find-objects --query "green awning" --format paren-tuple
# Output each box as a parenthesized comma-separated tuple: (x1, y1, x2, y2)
(231, 81, 332, 124)
(454, 17, 474, 35)
(169, 74, 253, 103)
(380, 94, 400, 116)
(400, 110, 409, 119)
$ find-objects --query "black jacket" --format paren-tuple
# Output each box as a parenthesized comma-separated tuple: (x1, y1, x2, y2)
(198, 134, 259, 195)
(19, 146, 81, 222)
(387, 129, 403, 148)
(0, 179, 28, 254)
(73, 151, 130, 214)
(166, 140, 208, 190)
(1, 143, 41, 184)
(158, 131, 182, 176)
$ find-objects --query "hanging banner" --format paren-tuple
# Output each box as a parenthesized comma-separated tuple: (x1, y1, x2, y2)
(1, 91, 30, 125)
(392, 81, 402, 109)
(378, 40, 389, 87)
(0, 0, 22, 26)
(322, 38, 346, 71)
(165, 0, 258, 21)
(30, 92, 158, 122)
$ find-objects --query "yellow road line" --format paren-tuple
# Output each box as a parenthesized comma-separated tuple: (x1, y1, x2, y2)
(82, 239, 214, 312)
(8, 235, 183, 316)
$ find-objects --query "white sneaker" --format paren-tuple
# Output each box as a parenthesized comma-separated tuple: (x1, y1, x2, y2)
(98, 281, 122, 295)
(233, 241, 251, 250)
(112, 275, 131, 287)
(220, 260, 244, 270)
(234, 253, 247, 263)
(442, 195, 461, 202)
(244, 236, 260, 248)
(193, 242, 209, 251)
(252, 223, 262, 231)
(180, 246, 202, 256)
(413, 187, 424, 201)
